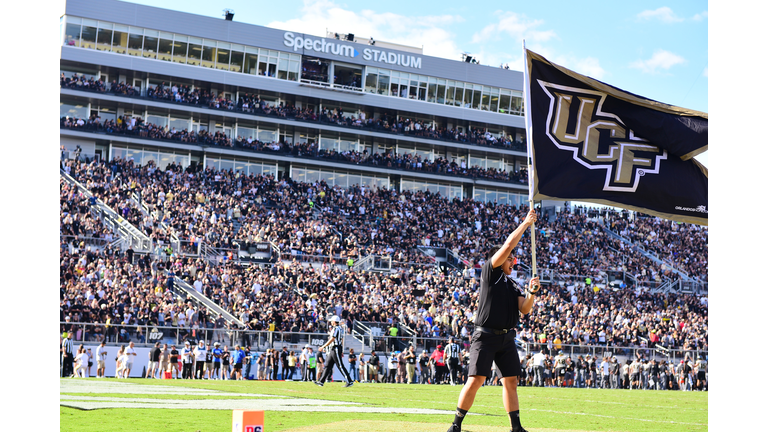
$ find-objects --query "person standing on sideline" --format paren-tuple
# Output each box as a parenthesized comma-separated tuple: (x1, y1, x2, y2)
(447, 208, 540, 432)
(61, 332, 74, 377)
(419, 350, 430, 384)
(124, 342, 137, 378)
(444, 338, 462, 386)
(221, 346, 231, 380)
(169, 345, 180, 379)
(348, 348, 359, 383)
(181, 341, 194, 379)
(367, 350, 380, 383)
(86, 348, 94, 377)
(531, 349, 546, 387)
(404, 346, 417, 384)
(314, 316, 354, 387)
(96, 341, 108, 378)
(147, 342, 161, 378)
(211, 342, 223, 380)
(306, 347, 318, 382)
(193, 341, 207, 379)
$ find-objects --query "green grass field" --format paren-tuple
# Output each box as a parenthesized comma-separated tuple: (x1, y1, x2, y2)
(59, 378, 707, 432)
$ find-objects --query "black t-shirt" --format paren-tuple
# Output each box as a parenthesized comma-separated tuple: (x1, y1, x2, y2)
(406, 353, 416, 364)
(151, 347, 162, 362)
(170, 349, 179, 363)
(349, 354, 357, 365)
(474, 260, 524, 330)
(369, 355, 379, 366)
(222, 352, 230, 366)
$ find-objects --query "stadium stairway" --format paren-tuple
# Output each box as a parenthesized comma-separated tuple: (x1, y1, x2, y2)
(171, 275, 247, 329)
(129, 191, 182, 253)
(599, 223, 693, 282)
(61, 169, 152, 252)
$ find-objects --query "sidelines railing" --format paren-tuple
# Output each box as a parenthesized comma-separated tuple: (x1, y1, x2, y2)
(59, 321, 707, 364)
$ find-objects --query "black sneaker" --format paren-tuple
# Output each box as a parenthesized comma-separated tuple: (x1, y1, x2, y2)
(314, 381, 324, 387)
(511, 427, 528, 432)
(447, 423, 461, 432)
(344, 381, 354, 388)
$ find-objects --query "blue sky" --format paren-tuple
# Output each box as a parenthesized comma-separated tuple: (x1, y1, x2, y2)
(124, 0, 708, 167)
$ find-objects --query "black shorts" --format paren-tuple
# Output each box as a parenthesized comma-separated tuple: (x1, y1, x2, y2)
(234, 363, 242, 371)
(697, 371, 706, 380)
(467, 330, 520, 378)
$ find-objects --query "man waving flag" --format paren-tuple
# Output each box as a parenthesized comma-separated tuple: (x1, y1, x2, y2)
(523, 48, 708, 225)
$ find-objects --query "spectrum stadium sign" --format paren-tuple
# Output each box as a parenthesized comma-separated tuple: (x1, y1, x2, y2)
(283, 32, 423, 69)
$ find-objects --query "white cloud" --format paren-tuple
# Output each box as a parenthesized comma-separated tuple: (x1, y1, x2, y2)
(702, 66, 708, 78)
(629, 50, 686, 74)
(471, 11, 556, 44)
(637, 6, 684, 23)
(692, 11, 709, 21)
(266, 0, 465, 61)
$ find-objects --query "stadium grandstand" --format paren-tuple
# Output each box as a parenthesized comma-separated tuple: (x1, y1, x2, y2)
(60, 0, 707, 390)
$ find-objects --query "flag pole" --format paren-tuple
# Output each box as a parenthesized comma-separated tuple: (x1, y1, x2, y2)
(522, 40, 537, 279)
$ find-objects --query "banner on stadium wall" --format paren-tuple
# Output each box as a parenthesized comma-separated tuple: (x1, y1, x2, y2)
(523, 48, 708, 225)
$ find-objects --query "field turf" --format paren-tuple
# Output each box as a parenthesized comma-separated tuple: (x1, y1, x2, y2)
(59, 378, 707, 431)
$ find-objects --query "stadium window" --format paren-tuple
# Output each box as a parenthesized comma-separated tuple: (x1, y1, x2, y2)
(95, 25, 113, 52)
(376, 70, 389, 95)
(481, 87, 491, 111)
(80, 23, 97, 49)
(499, 91, 511, 114)
(172, 37, 188, 64)
(127, 31, 143, 56)
(230, 45, 244, 72)
(201, 42, 216, 68)
(142, 31, 158, 59)
(216, 43, 231, 70)
(64, 19, 82, 47)
(157, 36, 173, 62)
(364, 68, 378, 93)
(436, 79, 446, 104)
(112, 25, 128, 54)
(490, 88, 500, 112)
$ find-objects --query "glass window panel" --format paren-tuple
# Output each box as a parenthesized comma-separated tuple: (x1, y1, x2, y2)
(201, 45, 215, 68)
(319, 137, 337, 150)
(218, 42, 231, 50)
(159, 153, 173, 170)
(277, 59, 288, 79)
(124, 148, 140, 164)
(427, 82, 437, 103)
(511, 95, 523, 115)
(291, 167, 305, 182)
(216, 48, 230, 70)
(499, 93, 511, 114)
(481, 89, 490, 111)
(464, 87, 474, 108)
(258, 129, 276, 142)
(187, 43, 202, 65)
(244, 53, 259, 74)
(60, 102, 89, 119)
(409, 81, 418, 99)
(248, 164, 262, 176)
(490, 93, 499, 112)
(497, 193, 509, 205)
(362, 176, 373, 187)
(172, 41, 188, 63)
(305, 169, 319, 184)
(142, 36, 158, 59)
(64, 23, 81, 47)
(95, 28, 112, 51)
(169, 118, 189, 131)
(320, 171, 335, 184)
(110, 30, 127, 54)
(339, 140, 356, 152)
(127, 33, 143, 56)
(230, 51, 244, 72)
(158, 31, 173, 40)
(237, 126, 256, 140)
(80, 26, 97, 49)
(288, 61, 300, 81)
(470, 157, 484, 169)
(111, 147, 126, 162)
(445, 81, 456, 106)
(335, 173, 348, 188)
(219, 159, 234, 172)
(157, 38, 173, 61)
(234, 161, 247, 174)
(451, 186, 463, 200)
(377, 73, 390, 95)
(142, 151, 159, 167)
(206, 158, 219, 170)
(147, 114, 168, 129)
(263, 165, 277, 177)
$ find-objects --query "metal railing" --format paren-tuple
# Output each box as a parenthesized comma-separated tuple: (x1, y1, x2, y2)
(299, 78, 364, 94)
(61, 170, 151, 252)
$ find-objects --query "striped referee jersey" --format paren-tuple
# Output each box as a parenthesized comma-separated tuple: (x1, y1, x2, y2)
(330, 325, 344, 347)
(446, 343, 461, 359)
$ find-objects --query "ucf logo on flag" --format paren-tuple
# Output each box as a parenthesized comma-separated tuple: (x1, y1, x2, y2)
(524, 49, 708, 225)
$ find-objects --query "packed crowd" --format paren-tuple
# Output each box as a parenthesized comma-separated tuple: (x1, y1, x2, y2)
(61, 155, 707, 359)
(60, 73, 525, 151)
(60, 115, 527, 184)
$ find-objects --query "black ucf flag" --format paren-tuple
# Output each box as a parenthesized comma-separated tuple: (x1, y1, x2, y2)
(524, 49, 708, 225)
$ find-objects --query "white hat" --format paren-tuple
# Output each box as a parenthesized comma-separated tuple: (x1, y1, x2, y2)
(331, 315, 341, 323)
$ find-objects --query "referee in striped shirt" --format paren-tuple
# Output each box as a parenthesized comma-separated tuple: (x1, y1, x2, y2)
(315, 316, 354, 388)
(61, 332, 74, 377)
(444, 337, 462, 385)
